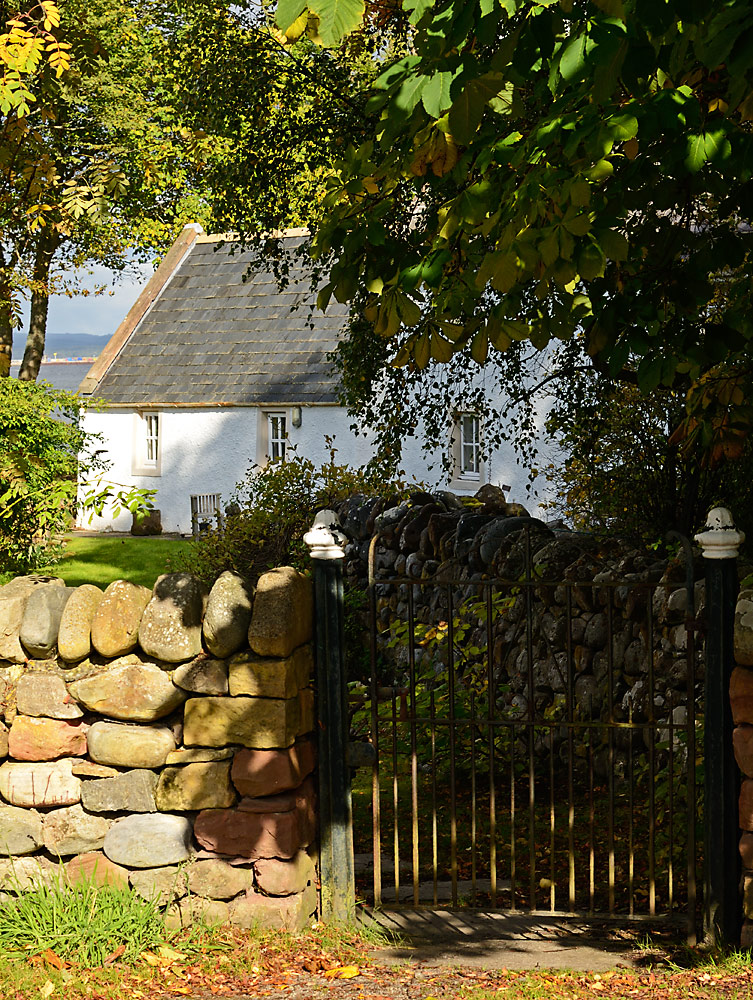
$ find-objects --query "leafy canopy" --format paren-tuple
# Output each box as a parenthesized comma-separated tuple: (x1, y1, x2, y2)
(277, 0, 753, 463)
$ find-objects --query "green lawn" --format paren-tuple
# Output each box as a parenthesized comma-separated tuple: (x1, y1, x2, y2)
(1, 536, 193, 589)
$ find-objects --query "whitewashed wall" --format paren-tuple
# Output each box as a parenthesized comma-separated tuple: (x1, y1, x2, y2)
(79, 404, 551, 534)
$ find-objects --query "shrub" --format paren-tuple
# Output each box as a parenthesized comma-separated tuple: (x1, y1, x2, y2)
(177, 445, 413, 585)
(0, 379, 155, 575)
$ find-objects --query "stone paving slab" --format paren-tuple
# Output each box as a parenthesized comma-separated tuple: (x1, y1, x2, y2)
(360, 907, 648, 972)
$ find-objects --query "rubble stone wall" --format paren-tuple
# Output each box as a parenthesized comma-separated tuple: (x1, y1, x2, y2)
(338, 487, 704, 744)
(0, 566, 317, 931)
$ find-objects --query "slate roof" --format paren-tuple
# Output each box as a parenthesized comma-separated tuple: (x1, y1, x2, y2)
(87, 234, 348, 406)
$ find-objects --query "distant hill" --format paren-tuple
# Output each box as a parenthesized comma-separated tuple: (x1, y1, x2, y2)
(11, 333, 110, 360)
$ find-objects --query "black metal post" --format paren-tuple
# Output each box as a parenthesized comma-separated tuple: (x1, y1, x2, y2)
(697, 509, 743, 947)
(307, 520, 355, 922)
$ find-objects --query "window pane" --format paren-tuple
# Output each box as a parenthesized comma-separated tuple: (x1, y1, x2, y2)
(459, 414, 480, 475)
(145, 415, 158, 464)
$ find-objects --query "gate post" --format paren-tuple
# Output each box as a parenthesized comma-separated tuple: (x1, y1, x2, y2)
(695, 507, 744, 947)
(304, 512, 355, 923)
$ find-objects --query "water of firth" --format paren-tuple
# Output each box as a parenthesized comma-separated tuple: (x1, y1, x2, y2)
(12, 362, 91, 392)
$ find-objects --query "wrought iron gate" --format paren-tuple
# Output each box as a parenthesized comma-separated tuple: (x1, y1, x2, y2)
(354, 532, 701, 938)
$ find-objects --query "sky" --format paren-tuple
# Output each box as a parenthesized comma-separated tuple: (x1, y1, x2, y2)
(13, 262, 152, 347)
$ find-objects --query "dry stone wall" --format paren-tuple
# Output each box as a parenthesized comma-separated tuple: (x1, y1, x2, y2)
(338, 488, 704, 746)
(0, 567, 317, 931)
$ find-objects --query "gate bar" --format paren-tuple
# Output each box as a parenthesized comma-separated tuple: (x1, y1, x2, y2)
(305, 515, 355, 923)
(695, 508, 744, 948)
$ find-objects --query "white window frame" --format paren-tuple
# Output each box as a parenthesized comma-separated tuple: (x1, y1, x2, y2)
(257, 410, 289, 465)
(451, 412, 485, 488)
(132, 411, 162, 477)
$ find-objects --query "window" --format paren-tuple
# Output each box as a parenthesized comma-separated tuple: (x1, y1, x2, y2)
(132, 411, 161, 476)
(267, 412, 287, 462)
(450, 412, 484, 488)
(145, 414, 159, 467)
(459, 413, 480, 477)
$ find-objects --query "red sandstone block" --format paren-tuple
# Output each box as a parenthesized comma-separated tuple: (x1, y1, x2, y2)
(195, 777, 316, 859)
(740, 780, 753, 832)
(734, 726, 753, 777)
(231, 738, 315, 798)
(66, 851, 128, 889)
(731, 667, 753, 725)
(8, 716, 88, 761)
(741, 833, 753, 870)
(194, 808, 302, 859)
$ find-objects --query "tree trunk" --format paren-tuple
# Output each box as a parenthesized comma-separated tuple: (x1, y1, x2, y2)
(18, 232, 58, 382)
(0, 246, 12, 378)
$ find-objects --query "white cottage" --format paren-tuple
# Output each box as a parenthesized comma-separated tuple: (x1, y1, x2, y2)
(79, 225, 540, 534)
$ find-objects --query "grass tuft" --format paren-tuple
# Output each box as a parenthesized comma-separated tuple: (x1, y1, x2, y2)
(0, 870, 166, 967)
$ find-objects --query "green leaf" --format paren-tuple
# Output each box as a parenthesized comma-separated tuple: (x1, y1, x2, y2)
(587, 158, 613, 181)
(470, 329, 488, 363)
(275, 0, 308, 31)
(489, 252, 519, 293)
(684, 133, 707, 173)
(448, 72, 505, 144)
(591, 0, 624, 16)
(430, 331, 454, 361)
(563, 212, 591, 236)
(606, 114, 638, 141)
(559, 33, 587, 83)
(414, 330, 431, 368)
(638, 355, 664, 393)
(308, 0, 366, 46)
(599, 228, 628, 261)
(421, 71, 456, 119)
(569, 178, 591, 207)
(577, 241, 605, 280)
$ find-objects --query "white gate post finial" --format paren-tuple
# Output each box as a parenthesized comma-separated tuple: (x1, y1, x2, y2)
(694, 507, 745, 560)
(304, 510, 345, 561)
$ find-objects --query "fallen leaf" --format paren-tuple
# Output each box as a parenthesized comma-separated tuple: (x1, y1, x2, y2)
(42, 950, 66, 970)
(40, 982, 55, 999)
(103, 944, 126, 966)
(323, 965, 361, 979)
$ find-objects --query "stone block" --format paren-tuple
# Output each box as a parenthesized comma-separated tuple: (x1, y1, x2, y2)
(0, 577, 64, 663)
(231, 738, 315, 798)
(66, 851, 129, 889)
(156, 762, 236, 811)
(87, 721, 176, 769)
(183, 694, 304, 750)
(204, 571, 254, 659)
(16, 673, 83, 719)
(731, 667, 753, 725)
(8, 716, 88, 761)
(19, 584, 74, 659)
(67, 659, 186, 721)
(42, 803, 110, 856)
(193, 808, 303, 860)
(165, 897, 229, 931)
(0, 759, 81, 807)
(0, 721, 8, 760)
(91, 580, 151, 658)
(165, 748, 234, 765)
(130, 865, 187, 905)
(187, 859, 254, 899)
(228, 882, 316, 931)
(745, 875, 753, 920)
(71, 761, 119, 778)
(248, 567, 313, 658)
(139, 573, 208, 663)
(736, 590, 753, 667)
(0, 803, 43, 855)
(741, 832, 753, 870)
(173, 657, 229, 695)
(0, 855, 59, 890)
(81, 770, 159, 813)
(735, 726, 753, 778)
(229, 645, 313, 700)
(103, 814, 193, 868)
(58, 585, 104, 662)
(255, 852, 315, 897)
(741, 779, 753, 832)
(741, 919, 753, 951)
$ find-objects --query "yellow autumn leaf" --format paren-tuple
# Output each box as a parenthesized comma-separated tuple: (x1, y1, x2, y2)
(40, 982, 55, 999)
(323, 965, 360, 979)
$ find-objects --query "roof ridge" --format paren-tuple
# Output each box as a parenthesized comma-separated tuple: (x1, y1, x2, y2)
(196, 228, 310, 244)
